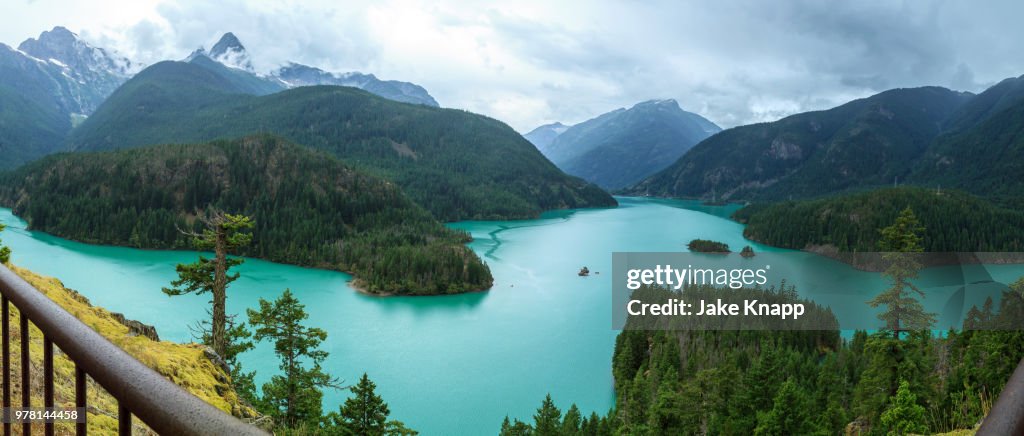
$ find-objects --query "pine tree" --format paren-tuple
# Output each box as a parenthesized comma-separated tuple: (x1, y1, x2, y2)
(753, 379, 810, 435)
(247, 289, 338, 428)
(162, 211, 254, 357)
(499, 416, 534, 436)
(880, 379, 927, 435)
(868, 207, 935, 338)
(0, 223, 10, 264)
(647, 368, 686, 434)
(533, 394, 562, 436)
(562, 404, 583, 435)
(334, 373, 391, 435)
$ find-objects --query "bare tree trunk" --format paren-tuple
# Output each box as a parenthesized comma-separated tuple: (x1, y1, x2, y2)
(212, 223, 228, 357)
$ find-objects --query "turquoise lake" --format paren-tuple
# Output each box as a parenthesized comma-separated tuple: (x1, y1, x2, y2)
(2, 196, 1023, 435)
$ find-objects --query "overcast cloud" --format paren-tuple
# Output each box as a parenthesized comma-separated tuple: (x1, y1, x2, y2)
(4, 0, 1024, 132)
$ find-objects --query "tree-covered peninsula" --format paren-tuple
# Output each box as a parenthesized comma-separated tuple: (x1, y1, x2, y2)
(734, 186, 1024, 253)
(0, 135, 493, 296)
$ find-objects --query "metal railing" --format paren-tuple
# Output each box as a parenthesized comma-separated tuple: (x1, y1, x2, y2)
(0, 265, 267, 435)
(978, 357, 1024, 435)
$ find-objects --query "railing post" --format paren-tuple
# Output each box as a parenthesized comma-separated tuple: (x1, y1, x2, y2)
(44, 337, 53, 436)
(119, 403, 131, 436)
(1, 296, 8, 436)
(76, 364, 86, 436)
(19, 313, 28, 436)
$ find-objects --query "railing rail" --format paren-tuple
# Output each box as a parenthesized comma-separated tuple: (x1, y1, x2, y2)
(978, 357, 1024, 435)
(0, 264, 267, 435)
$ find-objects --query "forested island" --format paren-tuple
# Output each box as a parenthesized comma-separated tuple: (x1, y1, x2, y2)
(686, 239, 730, 253)
(0, 135, 493, 296)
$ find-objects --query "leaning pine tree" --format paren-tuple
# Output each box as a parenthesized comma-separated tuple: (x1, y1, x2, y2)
(867, 207, 935, 339)
(162, 211, 254, 358)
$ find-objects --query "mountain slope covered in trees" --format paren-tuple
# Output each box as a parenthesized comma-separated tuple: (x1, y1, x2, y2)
(68, 62, 615, 221)
(0, 135, 493, 295)
(627, 87, 973, 201)
(911, 84, 1024, 203)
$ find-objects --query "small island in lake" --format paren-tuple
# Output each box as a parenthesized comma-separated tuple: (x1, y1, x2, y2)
(740, 245, 756, 258)
(687, 239, 731, 253)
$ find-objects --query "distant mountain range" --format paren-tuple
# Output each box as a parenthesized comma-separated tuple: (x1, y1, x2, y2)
(523, 122, 570, 151)
(525, 100, 720, 190)
(625, 84, 1024, 201)
(187, 32, 440, 107)
(0, 27, 135, 168)
(0, 28, 440, 169)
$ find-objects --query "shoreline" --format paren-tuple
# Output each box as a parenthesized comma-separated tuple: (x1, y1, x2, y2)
(803, 244, 1024, 272)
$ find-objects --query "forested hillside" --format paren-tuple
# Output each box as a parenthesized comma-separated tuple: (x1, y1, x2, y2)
(0, 44, 74, 169)
(504, 280, 1024, 435)
(68, 61, 616, 221)
(627, 87, 971, 201)
(606, 287, 1024, 435)
(0, 86, 69, 169)
(911, 88, 1024, 203)
(734, 187, 1024, 252)
(0, 135, 493, 295)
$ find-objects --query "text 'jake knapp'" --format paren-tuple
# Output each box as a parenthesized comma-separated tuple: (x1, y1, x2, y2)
(626, 298, 805, 320)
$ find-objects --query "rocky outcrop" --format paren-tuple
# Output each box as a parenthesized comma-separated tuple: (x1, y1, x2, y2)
(110, 312, 160, 342)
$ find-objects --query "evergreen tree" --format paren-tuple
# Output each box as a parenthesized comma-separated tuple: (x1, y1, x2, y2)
(499, 416, 534, 436)
(880, 379, 928, 435)
(163, 211, 254, 357)
(383, 420, 418, 436)
(647, 371, 687, 434)
(0, 223, 10, 264)
(868, 207, 935, 338)
(753, 379, 811, 435)
(581, 412, 602, 436)
(561, 404, 582, 435)
(247, 289, 337, 428)
(334, 373, 391, 435)
(533, 394, 562, 436)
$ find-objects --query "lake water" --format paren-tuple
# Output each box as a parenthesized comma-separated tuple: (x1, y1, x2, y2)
(2, 197, 1022, 435)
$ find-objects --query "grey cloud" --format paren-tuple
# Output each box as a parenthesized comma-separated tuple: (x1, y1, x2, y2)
(5, 0, 1024, 132)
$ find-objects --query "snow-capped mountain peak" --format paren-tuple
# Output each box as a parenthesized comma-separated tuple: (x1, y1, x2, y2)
(13, 26, 138, 114)
(18, 26, 137, 77)
(207, 32, 254, 71)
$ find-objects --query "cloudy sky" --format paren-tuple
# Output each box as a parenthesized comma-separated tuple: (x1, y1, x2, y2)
(4, 0, 1024, 132)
